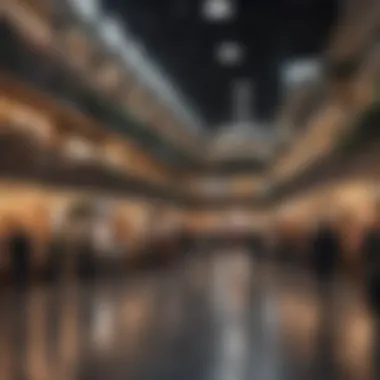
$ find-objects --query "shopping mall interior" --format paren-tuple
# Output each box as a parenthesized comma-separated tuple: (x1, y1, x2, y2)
(2, 0, 380, 379)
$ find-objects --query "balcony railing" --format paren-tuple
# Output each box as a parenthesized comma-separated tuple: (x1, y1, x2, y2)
(1, 20, 201, 170)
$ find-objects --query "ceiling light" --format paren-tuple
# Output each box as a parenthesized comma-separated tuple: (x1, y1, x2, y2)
(202, 0, 235, 22)
(282, 58, 321, 87)
(64, 137, 94, 161)
(216, 41, 244, 66)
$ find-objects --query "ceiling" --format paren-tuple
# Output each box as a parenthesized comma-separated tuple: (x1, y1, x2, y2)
(102, 0, 340, 130)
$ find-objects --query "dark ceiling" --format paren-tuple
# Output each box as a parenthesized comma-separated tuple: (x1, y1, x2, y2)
(102, 0, 340, 129)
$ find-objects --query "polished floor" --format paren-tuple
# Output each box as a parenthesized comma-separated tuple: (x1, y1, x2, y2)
(0, 249, 379, 380)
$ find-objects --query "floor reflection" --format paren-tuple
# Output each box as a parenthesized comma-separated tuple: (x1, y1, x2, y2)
(0, 250, 378, 380)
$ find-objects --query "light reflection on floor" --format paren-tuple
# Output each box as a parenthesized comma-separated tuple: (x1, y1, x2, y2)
(0, 250, 378, 380)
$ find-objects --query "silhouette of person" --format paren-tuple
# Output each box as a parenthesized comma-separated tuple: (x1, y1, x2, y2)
(8, 226, 31, 287)
(312, 221, 340, 290)
(363, 213, 380, 316)
(278, 233, 294, 265)
(362, 206, 380, 379)
(76, 233, 96, 280)
(44, 232, 65, 282)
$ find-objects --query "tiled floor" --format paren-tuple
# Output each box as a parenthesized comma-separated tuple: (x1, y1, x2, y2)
(0, 249, 378, 380)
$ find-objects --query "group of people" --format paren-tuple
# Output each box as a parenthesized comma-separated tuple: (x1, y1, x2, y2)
(290, 217, 380, 316)
(3, 217, 380, 316)
(2, 225, 193, 287)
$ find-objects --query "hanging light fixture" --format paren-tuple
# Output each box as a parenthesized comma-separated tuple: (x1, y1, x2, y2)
(282, 58, 321, 88)
(202, 0, 236, 22)
(216, 41, 245, 66)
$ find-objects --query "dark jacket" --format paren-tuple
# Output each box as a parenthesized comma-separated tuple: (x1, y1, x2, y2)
(312, 227, 339, 281)
(9, 231, 31, 285)
(364, 228, 380, 275)
(363, 228, 380, 313)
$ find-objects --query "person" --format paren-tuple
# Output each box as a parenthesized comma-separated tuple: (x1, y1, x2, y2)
(76, 236, 96, 279)
(311, 220, 340, 289)
(363, 212, 380, 316)
(8, 227, 31, 287)
(278, 233, 294, 265)
(44, 232, 65, 282)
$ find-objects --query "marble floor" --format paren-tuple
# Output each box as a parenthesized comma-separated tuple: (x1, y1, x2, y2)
(0, 249, 378, 380)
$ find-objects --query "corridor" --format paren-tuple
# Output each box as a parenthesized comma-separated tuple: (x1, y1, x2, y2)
(0, 250, 378, 380)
